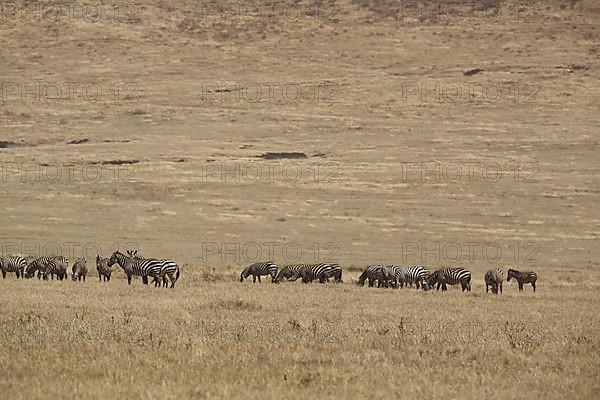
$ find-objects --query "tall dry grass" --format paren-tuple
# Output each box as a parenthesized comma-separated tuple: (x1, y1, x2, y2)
(0, 267, 598, 400)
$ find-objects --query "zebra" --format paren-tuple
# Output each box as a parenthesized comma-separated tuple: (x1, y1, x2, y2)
(323, 263, 343, 283)
(273, 264, 306, 283)
(426, 267, 471, 292)
(25, 256, 54, 279)
(395, 266, 430, 289)
(96, 255, 114, 281)
(380, 265, 399, 288)
(71, 258, 88, 282)
(507, 269, 537, 292)
(0, 256, 27, 278)
(358, 265, 386, 287)
(108, 250, 162, 286)
(485, 268, 504, 294)
(300, 263, 343, 284)
(240, 261, 278, 283)
(43, 256, 69, 281)
(127, 250, 180, 288)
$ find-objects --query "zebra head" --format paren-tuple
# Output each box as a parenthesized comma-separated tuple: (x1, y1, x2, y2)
(108, 251, 123, 267)
(425, 270, 438, 287)
(25, 261, 38, 278)
(240, 267, 250, 282)
(506, 269, 516, 281)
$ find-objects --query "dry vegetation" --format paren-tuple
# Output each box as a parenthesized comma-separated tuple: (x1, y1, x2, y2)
(0, 271, 598, 400)
(1, 0, 599, 398)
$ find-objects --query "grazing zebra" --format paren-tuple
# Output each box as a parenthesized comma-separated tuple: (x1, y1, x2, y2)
(395, 266, 430, 289)
(380, 265, 399, 288)
(128, 250, 180, 288)
(324, 263, 343, 283)
(25, 256, 54, 279)
(485, 268, 504, 294)
(240, 261, 278, 283)
(358, 265, 386, 287)
(273, 264, 306, 283)
(0, 256, 27, 278)
(108, 250, 162, 286)
(507, 268, 537, 292)
(43, 256, 69, 281)
(71, 258, 88, 282)
(300, 263, 343, 284)
(426, 267, 471, 292)
(96, 255, 114, 281)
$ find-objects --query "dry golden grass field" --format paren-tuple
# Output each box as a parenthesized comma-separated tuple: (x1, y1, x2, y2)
(1, 0, 599, 399)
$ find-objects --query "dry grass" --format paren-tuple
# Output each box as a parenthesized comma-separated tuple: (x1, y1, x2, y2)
(0, 269, 598, 400)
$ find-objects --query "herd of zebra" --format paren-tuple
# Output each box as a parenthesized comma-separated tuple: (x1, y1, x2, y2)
(240, 262, 539, 293)
(0, 250, 181, 288)
(1, 254, 538, 293)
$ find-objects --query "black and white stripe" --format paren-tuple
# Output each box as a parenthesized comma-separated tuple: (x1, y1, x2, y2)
(96, 255, 115, 281)
(127, 251, 180, 288)
(26, 256, 54, 279)
(273, 264, 307, 283)
(300, 263, 343, 284)
(71, 258, 88, 282)
(240, 261, 278, 283)
(43, 256, 69, 281)
(395, 265, 430, 289)
(0, 256, 27, 278)
(358, 265, 386, 287)
(427, 267, 471, 292)
(108, 251, 162, 286)
(485, 268, 504, 294)
(507, 268, 537, 292)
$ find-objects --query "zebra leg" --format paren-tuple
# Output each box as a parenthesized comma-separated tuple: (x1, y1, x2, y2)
(127, 274, 132, 285)
(258, 276, 262, 283)
(532, 282, 536, 292)
(441, 283, 447, 291)
(518, 282, 523, 291)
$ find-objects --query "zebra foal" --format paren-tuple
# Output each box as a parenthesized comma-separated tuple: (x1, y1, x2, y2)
(96, 255, 115, 281)
(507, 269, 537, 292)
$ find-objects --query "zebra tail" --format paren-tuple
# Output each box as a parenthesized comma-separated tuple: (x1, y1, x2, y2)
(174, 268, 180, 283)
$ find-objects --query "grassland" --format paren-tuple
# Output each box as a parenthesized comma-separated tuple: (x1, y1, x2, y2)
(1, 0, 599, 398)
(0, 270, 598, 400)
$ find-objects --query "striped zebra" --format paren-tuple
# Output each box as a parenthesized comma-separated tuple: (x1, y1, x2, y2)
(426, 267, 471, 292)
(273, 264, 306, 283)
(395, 266, 430, 289)
(108, 250, 162, 286)
(127, 250, 180, 288)
(240, 261, 278, 283)
(300, 263, 343, 284)
(507, 268, 537, 292)
(0, 256, 27, 278)
(485, 268, 504, 294)
(380, 265, 400, 288)
(96, 255, 114, 281)
(71, 258, 88, 282)
(43, 256, 69, 281)
(358, 265, 386, 287)
(25, 256, 54, 279)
